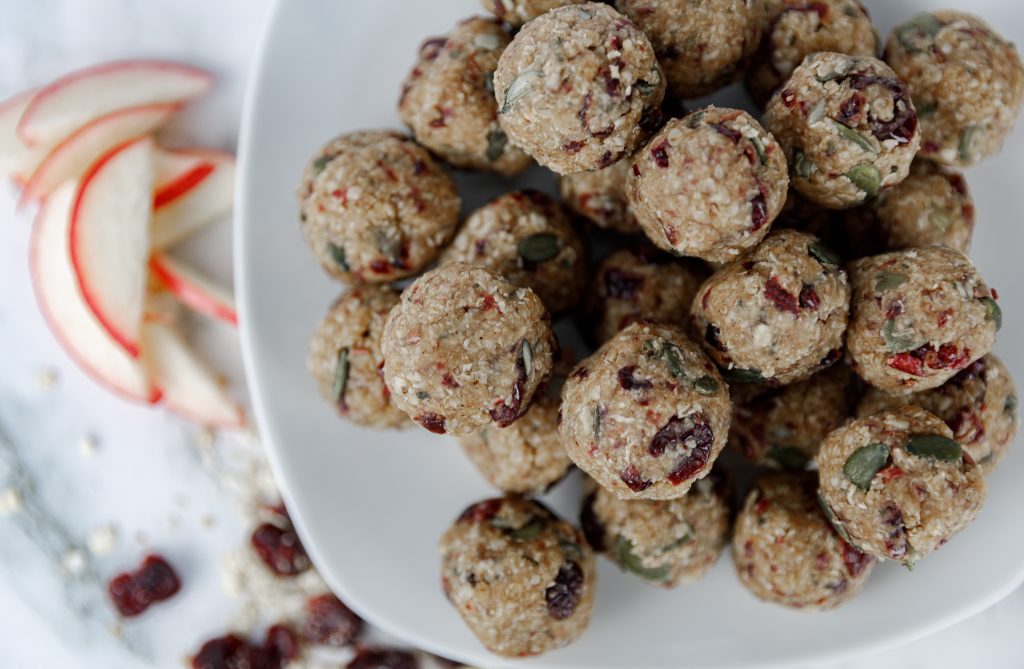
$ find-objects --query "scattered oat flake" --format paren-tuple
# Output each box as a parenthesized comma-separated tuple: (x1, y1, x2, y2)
(78, 434, 99, 457)
(37, 368, 59, 391)
(87, 525, 118, 556)
(61, 548, 87, 575)
(0, 487, 23, 514)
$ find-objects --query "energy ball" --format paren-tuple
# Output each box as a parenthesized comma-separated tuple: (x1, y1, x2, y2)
(308, 286, 408, 429)
(584, 245, 708, 345)
(580, 475, 729, 588)
(884, 11, 1024, 167)
(628, 107, 789, 263)
(298, 130, 460, 283)
(846, 246, 1000, 394)
(560, 322, 730, 500)
(382, 263, 556, 435)
(560, 159, 640, 235)
(764, 52, 921, 209)
(730, 363, 856, 469)
(399, 18, 532, 176)
(856, 355, 1020, 475)
(746, 0, 879, 107)
(690, 230, 850, 386)
(440, 190, 586, 315)
(733, 472, 874, 609)
(614, 0, 762, 99)
(817, 406, 987, 565)
(481, 0, 588, 27)
(494, 3, 666, 174)
(439, 497, 595, 657)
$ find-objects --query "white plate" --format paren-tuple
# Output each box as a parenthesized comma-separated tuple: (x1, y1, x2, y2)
(236, 1, 1024, 667)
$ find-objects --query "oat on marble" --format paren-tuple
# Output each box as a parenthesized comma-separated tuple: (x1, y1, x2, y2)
(480, 0, 588, 26)
(560, 158, 639, 234)
(817, 406, 986, 565)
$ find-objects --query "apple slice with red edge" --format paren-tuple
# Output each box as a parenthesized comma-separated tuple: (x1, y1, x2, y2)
(153, 148, 215, 207)
(17, 59, 212, 146)
(19, 102, 181, 205)
(70, 136, 155, 357)
(140, 320, 244, 428)
(0, 88, 54, 181)
(150, 253, 237, 325)
(151, 148, 234, 249)
(30, 181, 160, 403)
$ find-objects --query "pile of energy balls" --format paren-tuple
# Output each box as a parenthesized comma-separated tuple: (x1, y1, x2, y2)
(298, 0, 1023, 658)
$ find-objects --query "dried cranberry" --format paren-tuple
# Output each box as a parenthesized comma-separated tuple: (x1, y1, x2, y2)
(416, 413, 447, 434)
(604, 268, 644, 299)
(881, 504, 908, 561)
(191, 626, 297, 669)
(573, 367, 589, 381)
(750, 192, 768, 231)
(348, 648, 419, 669)
(819, 349, 843, 368)
(839, 541, 872, 577)
(764, 276, 798, 314)
(458, 498, 503, 524)
(265, 625, 299, 665)
(888, 343, 970, 376)
(303, 594, 363, 647)
(618, 365, 653, 391)
(837, 93, 865, 124)
(704, 324, 726, 352)
(108, 554, 181, 617)
(639, 106, 666, 134)
(799, 285, 820, 310)
(649, 415, 714, 484)
(545, 562, 584, 620)
(710, 123, 741, 144)
(251, 523, 311, 577)
(578, 92, 592, 126)
(579, 493, 606, 551)
(441, 372, 459, 389)
(620, 465, 652, 492)
(420, 38, 447, 61)
(597, 150, 617, 168)
(563, 140, 584, 154)
(490, 350, 528, 427)
(650, 139, 670, 168)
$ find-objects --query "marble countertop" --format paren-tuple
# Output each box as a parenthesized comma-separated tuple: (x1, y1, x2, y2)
(0, 1, 1021, 667)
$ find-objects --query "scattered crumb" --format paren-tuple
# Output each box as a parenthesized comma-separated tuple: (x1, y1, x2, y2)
(195, 428, 216, 449)
(61, 548, 87, 575)
(87, 524, 118, 556)
(77, 434, 99, 457)
(201, 514, 217, 529)
(36, 368, 59, 391)
(0, 487, 22, 515)
(108, 623, 123, 639)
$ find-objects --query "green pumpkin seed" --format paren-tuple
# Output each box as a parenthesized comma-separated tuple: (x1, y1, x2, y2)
(312, 154, 335, 175)
(896, 13, 943, 52)
(661, 344, 686, 380)
(818, 493, 855, 545)
(981, 297, 1002, 331)
(816, 70, 846, 83)
(474, 33, 501, 50)
(327, 242, 349, 272)
(958, 125, 980, 163)
(500, 70, 541, 114)
(416, 390, 430, 400)
(723, 367, 764, 384)
(616, 536, 670, 582)
(593, 404, 603, 440)
(834, 122, 876, 153)
(875, 271, 908, 293)
(750, 136, 767, 165)
(793, 149, 818, 178)
(843, 442, 890, 490)
(635, 80, 655, 95)
(521, 340, 533, 376)
(486, 128, 508, 162)
(686, 110, 706, 128)
(768, 446, 810, 471)
(929, 210, 952, 232)
(694, 375, 719, 395)
(507, 517, 546, 541)
(518, 233, 561, 263)
(882, 318, 917, 352)
(846, 163, 881, 195)
(809, 241, 841, 266)
(659, 530, 693, 553)
(1005, 395, 1018, 415)
(906, 434, 962, 461)
(558, 537, 584, 561)
(331, 347, 350, 406)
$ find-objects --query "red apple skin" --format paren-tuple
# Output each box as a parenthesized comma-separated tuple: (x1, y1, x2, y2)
(149, 255, 238, 326)
(153, 161, 215, 209)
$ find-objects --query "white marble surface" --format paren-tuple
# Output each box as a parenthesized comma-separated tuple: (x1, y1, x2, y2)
(0, 1, 1022, 668)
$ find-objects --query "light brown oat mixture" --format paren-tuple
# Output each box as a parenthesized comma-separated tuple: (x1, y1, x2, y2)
(481, 0, 588, 27)
(559, 158, 639, 234)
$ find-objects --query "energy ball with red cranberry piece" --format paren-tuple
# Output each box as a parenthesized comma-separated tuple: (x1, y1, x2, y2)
(885, 11, 1024, 167)
(615, 0, 762, 98)
(298, 130, 460, 283)
(584, 245, 708, 345)
(494, 3, 665, 175)
(382, 263, 555, 435)
(307, 285, 408, 429)
(399, 18, 531, 176)
(733, 472, 874, 610)
(581, 475, 729, 588)
(691, 230, 850, 386)
(439, 497, 595, 657)
(440, 190, 586, 315)
(817, 406, 986, 565)
(856, 355, 1019, 476)
(746, 0, 879, 107)
(560, 322, 730, 500)
(846, 246, 1000, 394)
(481, 0, 589, 26)
(764, 52, 921, 209)
(628, 107, 788, 263)
(560, 159, 640, 235)
(730, 363, 855, 470)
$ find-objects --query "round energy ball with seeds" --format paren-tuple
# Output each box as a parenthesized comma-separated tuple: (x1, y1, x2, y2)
(297, 130, 460, 283)
(746, 0, 879, 107)
(481, 0, 589, 27)
(846, 246, 1000, 394)
(382, 263, 556, 435)
(559, 322, 730, 500)
(307, 286, 408, 429)
(439, 190, 586, 315)
(628, 107, 789, 263)
(580, 474, 729, 588)
(733, 472, 874, 609)
(439, 497, 595, 657)
(399, 18, 532, 176)
(614, 0, 762, 99)
(729, 363, 855, 469)
(690, 229, 850, 386)
(856, 355, 1019, 476)
(560, 159, 640, 234)
(764, 52, 921, 209)
(494, 3, 665, 174)
(817, 405, 986, 565)
(584, 245, 708, 345)
(884, 11, 1024, 167)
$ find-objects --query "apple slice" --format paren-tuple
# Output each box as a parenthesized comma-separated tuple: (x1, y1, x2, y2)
(19, 102, 180, 205)
(0, 88, 53, 180)
(17, 59, 212, 146)
(30, 181, 160, 403)
(150, 253, 237, 325)
(140, 321, 244, 428)
(70, 136, 155, 357)
(150, 149, 235, 249)
(153, 149, 214, 207)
